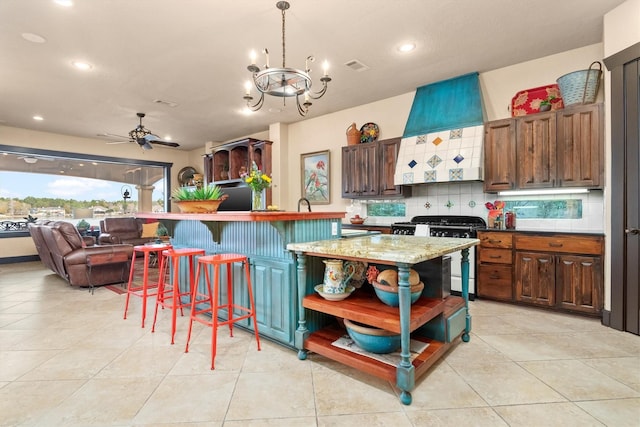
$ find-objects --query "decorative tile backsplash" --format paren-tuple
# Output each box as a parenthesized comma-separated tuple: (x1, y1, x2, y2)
(366, 202, 406, 217)
(505, 200, 582, 219)
(394, 125, 484, 185)
(355, 181, 604, 233)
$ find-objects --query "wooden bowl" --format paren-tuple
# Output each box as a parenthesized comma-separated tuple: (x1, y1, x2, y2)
(350, 217, 366, 224)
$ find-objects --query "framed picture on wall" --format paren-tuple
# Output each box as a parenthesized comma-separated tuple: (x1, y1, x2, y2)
(301, 150, 330, 204)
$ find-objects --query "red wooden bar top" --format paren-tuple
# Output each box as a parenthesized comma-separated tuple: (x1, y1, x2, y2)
(135, 211, 346, 222)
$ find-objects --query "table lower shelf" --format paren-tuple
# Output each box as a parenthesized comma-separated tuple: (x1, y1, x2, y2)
(305, 323, 454, 383)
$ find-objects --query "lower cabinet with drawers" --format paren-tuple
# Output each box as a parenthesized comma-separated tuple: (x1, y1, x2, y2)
(477, 230, 604, 316)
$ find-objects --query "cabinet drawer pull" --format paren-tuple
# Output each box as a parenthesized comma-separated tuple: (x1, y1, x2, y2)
(489, 274, 500, 279)
(489, 255, 502, 259)
(488, 239, 502, 244)
(548, 242, 563, 247)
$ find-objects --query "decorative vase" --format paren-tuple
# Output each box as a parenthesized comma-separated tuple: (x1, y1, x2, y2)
(322, 259, 356, 294)
(252, 189, 265, 211)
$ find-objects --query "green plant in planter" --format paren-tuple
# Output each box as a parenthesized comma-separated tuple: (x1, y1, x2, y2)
(76, 219, 90, 232)
(156, 222, 169, 237)
(539, 95, 556, 111)
(23, 214, 38, 223)
(171, 184, 225, 201)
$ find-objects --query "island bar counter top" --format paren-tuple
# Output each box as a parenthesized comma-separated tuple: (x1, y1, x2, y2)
(287, 234, 480, 265)
(135, 211, 346, 222)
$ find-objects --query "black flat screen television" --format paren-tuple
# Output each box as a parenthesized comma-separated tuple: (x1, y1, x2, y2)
(216, 186, 252, 211)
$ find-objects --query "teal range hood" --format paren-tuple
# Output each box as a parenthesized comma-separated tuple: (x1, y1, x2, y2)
(395, 72, 486, 185)
(402, 72, 485, 138)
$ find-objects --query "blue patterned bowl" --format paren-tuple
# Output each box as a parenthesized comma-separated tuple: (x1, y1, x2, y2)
(343, 319, 401, 354)
(371, 281, 424, 307)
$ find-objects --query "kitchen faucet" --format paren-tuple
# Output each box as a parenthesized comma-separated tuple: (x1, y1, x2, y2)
(297, 198, 311, 212)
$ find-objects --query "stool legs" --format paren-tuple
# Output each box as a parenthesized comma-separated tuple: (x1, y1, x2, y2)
(152, 250, 202, 344)
(124, 245, 169, 328)
(185, 255, 261, 370)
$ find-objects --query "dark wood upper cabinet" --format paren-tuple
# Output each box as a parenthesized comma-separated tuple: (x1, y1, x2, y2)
(203, 138, 273, 205)
(556, 103, 604, 188)
(516, 112, 557, 189)
(341, 137, 410, 199)
(484, 118, 517, 192)
(483, 103, 604, 192)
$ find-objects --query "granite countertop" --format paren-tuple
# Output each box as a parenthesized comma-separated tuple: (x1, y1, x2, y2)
(287, 234, 479, 265)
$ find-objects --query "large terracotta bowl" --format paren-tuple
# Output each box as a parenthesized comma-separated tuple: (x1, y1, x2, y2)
(174, 197, 227, 213)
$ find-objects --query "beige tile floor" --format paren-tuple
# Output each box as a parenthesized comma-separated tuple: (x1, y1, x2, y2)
(1, 261, 639, 427)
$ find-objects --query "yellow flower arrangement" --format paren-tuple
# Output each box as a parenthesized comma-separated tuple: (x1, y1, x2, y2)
(242, 162, 272, 193)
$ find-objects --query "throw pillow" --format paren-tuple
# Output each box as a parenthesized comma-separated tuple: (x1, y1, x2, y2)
(141, 222, 159, 238)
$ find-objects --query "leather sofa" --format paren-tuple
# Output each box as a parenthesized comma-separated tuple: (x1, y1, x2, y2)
(28, 221, 133, 287)
(98, 217, 158, 246)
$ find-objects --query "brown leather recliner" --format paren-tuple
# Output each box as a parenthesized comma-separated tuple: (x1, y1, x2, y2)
(29, 221, 133, 287)
(98, 217, 157, 246)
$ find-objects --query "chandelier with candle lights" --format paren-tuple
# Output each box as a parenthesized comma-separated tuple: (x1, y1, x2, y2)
(243, 1, 331, 116)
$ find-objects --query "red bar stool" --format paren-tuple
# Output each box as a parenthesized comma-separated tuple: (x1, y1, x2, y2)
(185, 253, 261, 369)
(123, 243, 172, 328)
(152, 247, 206, 344)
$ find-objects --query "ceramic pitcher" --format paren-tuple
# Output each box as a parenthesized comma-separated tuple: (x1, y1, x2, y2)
(323, 259, 356, 294)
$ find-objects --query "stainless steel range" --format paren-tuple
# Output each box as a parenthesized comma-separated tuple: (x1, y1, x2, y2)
(391, 215, 486, 298)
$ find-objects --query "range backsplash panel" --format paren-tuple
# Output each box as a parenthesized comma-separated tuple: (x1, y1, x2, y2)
(394, 125, 484, 185)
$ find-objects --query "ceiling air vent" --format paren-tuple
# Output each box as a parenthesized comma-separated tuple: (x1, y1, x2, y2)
(153, 99, 179, 108)
(344, 59, 370, 72)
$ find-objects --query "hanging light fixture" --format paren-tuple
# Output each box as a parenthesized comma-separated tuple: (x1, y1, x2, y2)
(243, 1, 331, 116)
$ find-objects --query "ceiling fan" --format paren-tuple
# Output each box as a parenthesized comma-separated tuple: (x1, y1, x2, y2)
(105, 112, 180, 150)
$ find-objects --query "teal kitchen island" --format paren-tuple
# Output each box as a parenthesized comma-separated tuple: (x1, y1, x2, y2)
(135, 211, 345, 347)
(286, 234, 479, 405)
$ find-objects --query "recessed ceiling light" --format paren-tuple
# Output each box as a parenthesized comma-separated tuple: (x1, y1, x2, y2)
(268, 108, 282, 114)
(398, 42, 416, 53)
(21, 33, 47, 43)
(33, 115, 44, 121)
(71, 61, 92, 71)
(164, 135, 172, 141)
(54, 0, 73, 7)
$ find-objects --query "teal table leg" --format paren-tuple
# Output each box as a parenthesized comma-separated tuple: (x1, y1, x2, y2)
(461, 247, 471, 342)
(396, 264, 414, 405)
(294, 252, 309, 360)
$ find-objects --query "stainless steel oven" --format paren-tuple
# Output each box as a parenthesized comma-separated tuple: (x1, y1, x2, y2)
(391, 215, 486, 298)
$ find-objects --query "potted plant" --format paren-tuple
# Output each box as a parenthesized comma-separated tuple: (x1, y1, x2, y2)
(76, 219, 90, 235)
(539, 95, 556, 112)
(171, 184, 228, 213)
(155, 222, 170, 242)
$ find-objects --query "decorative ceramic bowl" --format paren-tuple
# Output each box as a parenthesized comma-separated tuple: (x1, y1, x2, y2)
(343, 319, 400, 354)
(350, 217, 366, 224)
(371, 280, 424, 307)
(314, 284, 355, 301)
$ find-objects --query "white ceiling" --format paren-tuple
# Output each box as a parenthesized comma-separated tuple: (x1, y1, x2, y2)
(0, 0, 625, 151)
